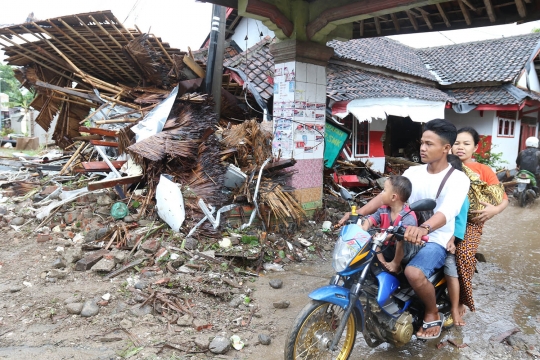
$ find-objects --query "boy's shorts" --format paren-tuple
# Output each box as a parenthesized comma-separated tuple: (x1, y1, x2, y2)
(444, 253, 458, 278)
(405, 242, 447, 279)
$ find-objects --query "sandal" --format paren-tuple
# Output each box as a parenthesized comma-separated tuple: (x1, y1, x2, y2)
(417, 313, 445, 340)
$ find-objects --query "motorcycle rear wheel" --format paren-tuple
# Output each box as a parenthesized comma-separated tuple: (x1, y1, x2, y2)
(284, 300, 357, 360)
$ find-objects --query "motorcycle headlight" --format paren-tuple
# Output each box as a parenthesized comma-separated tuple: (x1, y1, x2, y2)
(332, 236, 363, 273)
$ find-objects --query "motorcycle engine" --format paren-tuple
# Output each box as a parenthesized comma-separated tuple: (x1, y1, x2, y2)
(391, 313, 414, 346)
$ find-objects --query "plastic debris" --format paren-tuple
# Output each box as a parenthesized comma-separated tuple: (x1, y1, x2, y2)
(111, 202, 129, 220)
(155, 174, 185, 232)
(230, 335, 245, 350)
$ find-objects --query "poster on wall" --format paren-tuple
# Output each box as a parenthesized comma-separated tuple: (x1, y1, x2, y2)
(273, 62, 296, 159)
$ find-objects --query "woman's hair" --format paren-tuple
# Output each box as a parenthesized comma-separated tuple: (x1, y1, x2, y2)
(457, 127, 480, 146)
(388, 175, 412, 202)
(447, 154, 463, 172)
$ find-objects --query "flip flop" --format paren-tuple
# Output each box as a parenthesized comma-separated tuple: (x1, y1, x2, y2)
(417, 313, 445, 340)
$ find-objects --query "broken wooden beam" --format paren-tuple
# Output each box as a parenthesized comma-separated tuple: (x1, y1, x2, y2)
(88, 175, 143, 191)
(72, 135, 102, 142)
(80, 161, 126, 172)
(183, 54, 205, 78)
(94, 118, 140, 125)
(79, 127, 119, 137)
(90, 140, 119, 147)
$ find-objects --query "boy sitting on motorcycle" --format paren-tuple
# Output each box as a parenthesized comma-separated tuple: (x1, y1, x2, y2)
(338, 175, 417, 274)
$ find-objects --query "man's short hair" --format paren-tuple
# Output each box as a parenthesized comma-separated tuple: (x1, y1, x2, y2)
(424, 119, 457, 146)
(388, 175, 412, 202)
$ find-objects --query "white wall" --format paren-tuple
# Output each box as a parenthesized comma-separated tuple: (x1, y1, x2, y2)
(444, 108, 495, 135)
(35, 113, 57, 145)
(517, 66, 540, 92)
(370, 118, 387, 131)
(491, 116, 521, 169)
(230, 18, 275, 51)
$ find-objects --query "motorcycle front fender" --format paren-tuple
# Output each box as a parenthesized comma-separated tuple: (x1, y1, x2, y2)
(309, 285, 365, 331)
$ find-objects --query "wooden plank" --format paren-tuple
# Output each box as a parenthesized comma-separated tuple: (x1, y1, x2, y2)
(88, 175, 143, 191)
(390, 14, 400, 33)
(484, 0, 497, 22)
(89, 140, 119, 147)
(94, 118, 140, 125)
(35, 80, 102, 102)
(79, 127, 119, 137)
(458, 0, 472, 25)
(72, 135, 102, 142)
(406, 11, 419, 31)
(183, 55, 206, 78)
(374, 17, 381, 35)
(515, 0, 527, 17)
(82, 161, 126, 171)
(416, 8, 433, 30)
(461, 0, 477, 11)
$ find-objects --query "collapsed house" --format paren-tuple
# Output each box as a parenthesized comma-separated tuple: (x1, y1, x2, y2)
(0, 11, 308, 238)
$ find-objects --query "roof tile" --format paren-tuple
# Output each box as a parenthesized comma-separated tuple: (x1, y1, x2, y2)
(327, 64, 452, 103)
(328, 37, 436, 81)
(416, 33, 540, 84)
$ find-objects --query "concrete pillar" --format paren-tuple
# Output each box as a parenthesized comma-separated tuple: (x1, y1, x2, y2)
(270, 40, 333, 212)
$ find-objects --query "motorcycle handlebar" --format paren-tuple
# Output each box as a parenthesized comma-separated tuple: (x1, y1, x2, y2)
(393, 225, 429, 242)
(333, 223, 429, 241)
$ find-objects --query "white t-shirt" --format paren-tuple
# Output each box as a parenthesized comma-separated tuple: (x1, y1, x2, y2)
(403, 164, 470, 248)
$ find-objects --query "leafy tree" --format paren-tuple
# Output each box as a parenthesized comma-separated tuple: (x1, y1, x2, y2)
(0, 64, 20, 99)
(9, 88, 36, 136)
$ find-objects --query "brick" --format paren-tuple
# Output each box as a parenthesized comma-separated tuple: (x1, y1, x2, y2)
(64, 210, 81, 225)
(153, 277, 171, 285)
(141, 239, 160, 254)
(75, 250, 109, 271)
(37, 234, 51, 243)
(41, 185, 59, 196)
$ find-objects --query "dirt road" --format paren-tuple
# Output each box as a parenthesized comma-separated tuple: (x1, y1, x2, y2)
(0, 199, 539, 359)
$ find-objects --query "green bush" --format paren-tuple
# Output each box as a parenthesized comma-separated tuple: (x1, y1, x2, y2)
(473, 136, 508, 170)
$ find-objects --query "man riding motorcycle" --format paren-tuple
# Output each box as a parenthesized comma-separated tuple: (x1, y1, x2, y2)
(516, 136, 540, 194)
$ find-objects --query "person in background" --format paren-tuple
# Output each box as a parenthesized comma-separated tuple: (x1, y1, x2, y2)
(516, 136, 540, 176)
(452, 127, 508, 321)
(444, 154, 469, 326)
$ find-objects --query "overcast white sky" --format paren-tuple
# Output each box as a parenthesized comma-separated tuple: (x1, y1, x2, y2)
(1, 0, 540, 63)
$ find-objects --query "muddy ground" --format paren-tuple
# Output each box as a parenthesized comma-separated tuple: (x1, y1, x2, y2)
(0, 198, 539, 360)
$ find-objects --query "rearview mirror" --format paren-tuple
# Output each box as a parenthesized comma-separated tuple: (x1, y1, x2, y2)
(340, 187, 353, 201)
(409, 199, 436, 212)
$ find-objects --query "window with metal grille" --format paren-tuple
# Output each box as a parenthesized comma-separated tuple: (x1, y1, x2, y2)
(497, 117, 516, 137)
(355, 120, 369, 156)
(341, 115, 370, 157)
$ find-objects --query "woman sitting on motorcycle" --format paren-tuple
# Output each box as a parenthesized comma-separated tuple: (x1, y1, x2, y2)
(451, 127, 508, 325)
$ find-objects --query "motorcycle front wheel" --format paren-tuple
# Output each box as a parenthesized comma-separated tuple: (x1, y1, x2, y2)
(284, 300, 357, 360)
(519, 191, 527, 207)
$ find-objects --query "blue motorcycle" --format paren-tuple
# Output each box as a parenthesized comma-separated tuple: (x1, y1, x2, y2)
(284, 191, 451, 359)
